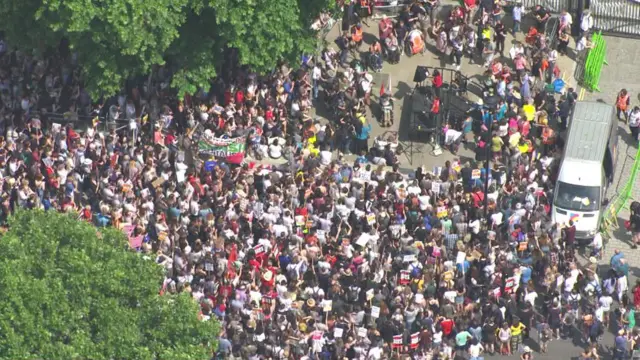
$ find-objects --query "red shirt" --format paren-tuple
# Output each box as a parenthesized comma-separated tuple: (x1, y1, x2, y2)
(441, 318, 455, 335)
(433, 74, 443, 88)
(464, 0, 476, 8)
(431, 98, 441, 114)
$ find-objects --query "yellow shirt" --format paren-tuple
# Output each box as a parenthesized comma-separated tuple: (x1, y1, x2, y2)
(517, 142, 529, 154)
(523, 104, 536, 122)
(511, 323, 525, 336)
(491, 137, 504, 152)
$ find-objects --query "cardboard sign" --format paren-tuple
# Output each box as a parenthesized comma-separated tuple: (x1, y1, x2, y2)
(367, 213, 376, 225)
(472, 169, 481, 179)
(400, 270, 410, 285)
(437, 206, 447, 219)
(358, 327, 368, 338)
(334, 327, 344, 338)
(431, 182, 441, 194)
(371, 306, 381, 318)
(151, 177, 165, 189)
(323, 300, 333, 312)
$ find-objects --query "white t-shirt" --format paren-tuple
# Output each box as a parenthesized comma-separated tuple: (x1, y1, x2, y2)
(312, 66, 322, 80)
(469, 343, 484, 357)
(599, 295, 613, 311)
(524, 291, 538, 306)
(629, 110, 640, 127)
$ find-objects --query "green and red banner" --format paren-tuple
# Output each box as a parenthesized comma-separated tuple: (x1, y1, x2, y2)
(198, 136, 246, 164)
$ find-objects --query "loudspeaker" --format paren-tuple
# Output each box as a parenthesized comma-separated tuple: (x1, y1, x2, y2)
(413, 66, 430, 83)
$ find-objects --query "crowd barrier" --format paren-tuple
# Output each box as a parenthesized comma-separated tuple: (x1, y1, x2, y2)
(582, 31, 607, 92)
(600, 143, 640, 238)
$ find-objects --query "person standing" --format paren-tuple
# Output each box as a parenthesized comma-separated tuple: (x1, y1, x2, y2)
(629, 107, 640, 143)
(614, 329, 628, 360)
(494, 20, 506, 57)
(512, 2, 524, 35)
(580, 9, 594, 39)
(616, 89, 631, 123)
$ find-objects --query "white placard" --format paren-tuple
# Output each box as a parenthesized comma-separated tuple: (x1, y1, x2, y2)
(431, 182, 441, 193)
(371, 306, 381, 318)
(403, 254, 417, 263)
(356, 234, 370, 247)
(366, 288, 375, 300)
(456, 251, 466, 264)
(323, 300, 333, 312)
(334, 327, 344, 338)
(358, 327, 367, 338)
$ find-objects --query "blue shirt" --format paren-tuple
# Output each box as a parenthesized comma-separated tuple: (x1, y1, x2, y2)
(520, 267, 532, 284)
(611, 253, 624, 269)
(615, 335, 628, 351)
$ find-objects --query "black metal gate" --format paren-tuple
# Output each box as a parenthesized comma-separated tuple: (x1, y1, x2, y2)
(589, 0, 640, 37)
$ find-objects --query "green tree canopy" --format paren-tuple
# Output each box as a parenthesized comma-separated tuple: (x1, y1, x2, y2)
(0, 0, 333, 99)
(0, 210, 219, 360)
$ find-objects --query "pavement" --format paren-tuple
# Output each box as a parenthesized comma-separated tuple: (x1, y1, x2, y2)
(578, 36, 640, 267)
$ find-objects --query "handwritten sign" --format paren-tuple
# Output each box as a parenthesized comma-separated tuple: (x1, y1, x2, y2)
(431, 182, 441, 194)
(371, 306, 381, 318)
(472, 169, 481, 179)
(367, 213, 376, 225)
(403, 254, 417, 263)
(456, 251, 466, 264)
(437, 206, 447, 219)
(358, 327, 368, 338)
(316, 229, 326, 240)
(323, 300, 333, 312)
(334, 327, 344, 338)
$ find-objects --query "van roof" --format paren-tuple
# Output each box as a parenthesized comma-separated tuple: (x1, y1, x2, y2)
(564, 101, 614, 163)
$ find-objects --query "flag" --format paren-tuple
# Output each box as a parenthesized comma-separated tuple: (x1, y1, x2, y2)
(410, 332, 421, 349)
(380, 74, 392, 96)
(92, 116, 100, 127)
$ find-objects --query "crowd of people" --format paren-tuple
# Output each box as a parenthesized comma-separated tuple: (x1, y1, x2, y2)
(2, 0, 640, 359)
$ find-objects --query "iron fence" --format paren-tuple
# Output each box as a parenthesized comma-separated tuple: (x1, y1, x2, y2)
(590, 0, 640, 37)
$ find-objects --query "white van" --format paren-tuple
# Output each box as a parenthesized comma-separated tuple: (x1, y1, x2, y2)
(552, 101, 617, 240)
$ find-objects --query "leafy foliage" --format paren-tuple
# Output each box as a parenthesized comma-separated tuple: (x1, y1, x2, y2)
(0, 210, 218, 360)
(0, 0, 334, 99)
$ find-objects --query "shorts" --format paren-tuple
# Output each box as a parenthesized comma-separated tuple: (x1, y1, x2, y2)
(455, 296, 464, 305)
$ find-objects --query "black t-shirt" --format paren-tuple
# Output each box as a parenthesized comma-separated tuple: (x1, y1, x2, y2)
(536, 8, 550, 19)
(480, 0, 494, 11)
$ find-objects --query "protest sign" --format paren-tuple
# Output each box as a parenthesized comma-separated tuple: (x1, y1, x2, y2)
(371, 306, 380, 318)
(198, 136, 246, 164)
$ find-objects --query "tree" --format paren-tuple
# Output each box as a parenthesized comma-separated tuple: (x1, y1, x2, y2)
(0, 0, 333, 99)
(0, 210, 219, 360)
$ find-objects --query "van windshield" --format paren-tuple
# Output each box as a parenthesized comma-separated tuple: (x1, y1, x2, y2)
(554, 181, 600, 212)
